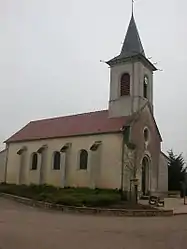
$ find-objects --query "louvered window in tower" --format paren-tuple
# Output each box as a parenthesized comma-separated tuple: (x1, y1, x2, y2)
(144, 75, 149, 98)
(120, 73, 130, 96)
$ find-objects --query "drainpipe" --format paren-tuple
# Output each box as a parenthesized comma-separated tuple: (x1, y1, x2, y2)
(120, 128, 125, 198)
(131, 59, 135, 114)
(120, 126, 131, 199)
(4, 144, 9, 183)
(133, 148, 138, 203)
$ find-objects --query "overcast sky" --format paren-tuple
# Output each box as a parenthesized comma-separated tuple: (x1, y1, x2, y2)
(0, 0, 186, 157)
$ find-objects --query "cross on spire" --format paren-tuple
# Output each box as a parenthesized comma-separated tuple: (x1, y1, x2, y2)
(132, 0, 134, 15)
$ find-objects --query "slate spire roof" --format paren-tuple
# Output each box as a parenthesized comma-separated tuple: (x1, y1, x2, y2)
(120, 13, 145, 58)
(108, 14, 145, 64)
(107, 14, 157, 71)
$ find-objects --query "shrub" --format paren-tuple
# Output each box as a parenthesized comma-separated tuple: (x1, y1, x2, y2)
(29, 184, 58, 194)
(53, 195, 82, 206)
(0, 184, 121, 207)
(82, 194, 120, 207)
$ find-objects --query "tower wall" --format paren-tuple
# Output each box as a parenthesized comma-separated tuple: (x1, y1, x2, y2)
(108, 60, 153, 118)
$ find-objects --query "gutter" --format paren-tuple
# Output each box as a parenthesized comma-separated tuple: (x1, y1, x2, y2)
(121, 127, 125, 196)
(4, 131, 122, 145)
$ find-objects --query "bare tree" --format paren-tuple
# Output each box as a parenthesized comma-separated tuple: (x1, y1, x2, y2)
(122, 142, 138, 202)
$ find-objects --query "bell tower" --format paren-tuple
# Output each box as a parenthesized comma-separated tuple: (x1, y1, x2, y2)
(107, 12, 157, 118)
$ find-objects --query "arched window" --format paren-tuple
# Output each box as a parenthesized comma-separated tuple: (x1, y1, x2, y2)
(53, 151, 61, 170)
(120, 73, 130, 96)
(144, 75, 149, 98)
(31, 153, 38, 170)
(143, 128, 149, 142)
(79, 150, 88, 170)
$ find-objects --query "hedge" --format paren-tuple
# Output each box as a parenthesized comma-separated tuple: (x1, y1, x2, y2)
(0, 184, 121, 207)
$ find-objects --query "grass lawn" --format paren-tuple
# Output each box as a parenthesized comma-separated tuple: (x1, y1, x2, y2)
(0, 184, 155, 209)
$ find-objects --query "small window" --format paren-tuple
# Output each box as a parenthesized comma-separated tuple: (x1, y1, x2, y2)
(79, 150, 88, 170)
(31, 153, 38, 170)
(53, 151, 61, 170)
(120, 73, 130, 96)
(144, 76, 149, 98)
(144, 128, 149, 142)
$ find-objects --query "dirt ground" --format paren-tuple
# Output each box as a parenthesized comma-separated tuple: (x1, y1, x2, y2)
(0, 198, 187, 249)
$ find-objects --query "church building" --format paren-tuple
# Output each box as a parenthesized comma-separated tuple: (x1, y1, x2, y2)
(4, 12, 168, 196)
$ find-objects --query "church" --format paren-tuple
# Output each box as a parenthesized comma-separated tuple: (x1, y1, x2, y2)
(3, 12, 168, 197)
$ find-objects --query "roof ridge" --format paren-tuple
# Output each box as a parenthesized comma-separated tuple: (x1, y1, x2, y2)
(31, 109, 108, 123)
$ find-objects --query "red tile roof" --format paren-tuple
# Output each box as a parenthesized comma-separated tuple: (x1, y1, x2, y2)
(5, 110, 131, 143)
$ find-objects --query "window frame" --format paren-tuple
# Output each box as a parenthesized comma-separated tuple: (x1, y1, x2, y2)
(143, 127, 150, 143)
(52, 151, 61, 170)
(143, 75, 149, 99)
(79, 149, 88, 170)
(120, 73, 130, 96)
(30, 152, 38, 170)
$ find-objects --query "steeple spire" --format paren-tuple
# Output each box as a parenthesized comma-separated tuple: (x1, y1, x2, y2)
(106, 5, 157, 71)
(106, 13, 146, 66)
(120, 14, 145, 58)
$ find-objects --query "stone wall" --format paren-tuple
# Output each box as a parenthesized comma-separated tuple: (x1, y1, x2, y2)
(0, 193, 173, 217)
